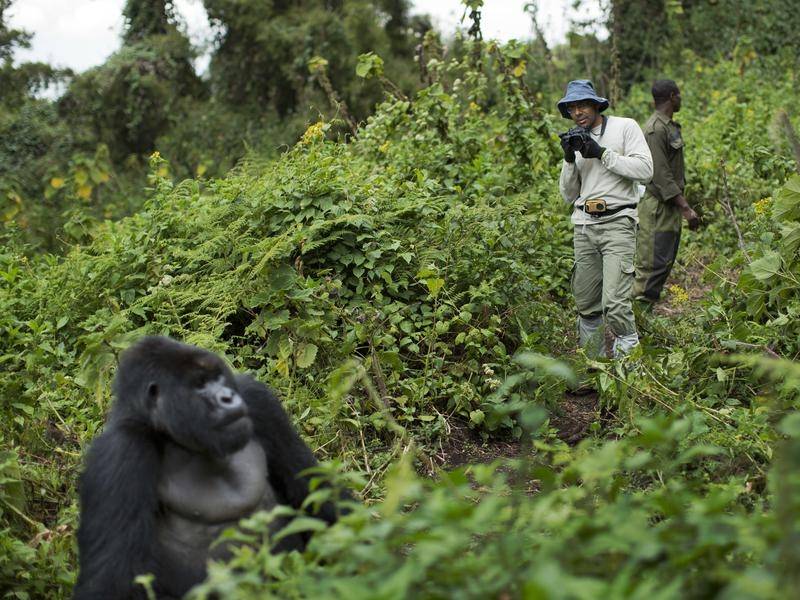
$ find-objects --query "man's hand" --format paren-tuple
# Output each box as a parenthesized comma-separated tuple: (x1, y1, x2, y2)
(560, 137, 576, 163)
(680, 205, 700, 230)
(581, 137, 605, 159)
(672, 194, 700, 230)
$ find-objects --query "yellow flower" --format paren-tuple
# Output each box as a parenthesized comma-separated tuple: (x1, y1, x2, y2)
(379, 141, 390, 154)
(753, 197, 771, 216)
(300, 121, 326, 145)
(77, 184, 93, 200)
(668, 284, 689, 305)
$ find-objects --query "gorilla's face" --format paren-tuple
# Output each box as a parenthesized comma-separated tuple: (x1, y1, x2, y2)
(196, 375, 254, 453)
(147, 354, 254, 459)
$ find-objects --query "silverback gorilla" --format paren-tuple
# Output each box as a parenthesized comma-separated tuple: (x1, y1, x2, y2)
(74, 336, 344, 599)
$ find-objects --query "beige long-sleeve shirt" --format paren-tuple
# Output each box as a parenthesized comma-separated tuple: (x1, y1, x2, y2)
(559, 115, 653, 225)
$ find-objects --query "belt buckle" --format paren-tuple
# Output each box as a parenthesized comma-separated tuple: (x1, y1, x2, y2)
(585, 198, 607, 217)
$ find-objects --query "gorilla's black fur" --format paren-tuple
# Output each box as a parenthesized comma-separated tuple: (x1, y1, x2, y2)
(74, 336, 342, 599)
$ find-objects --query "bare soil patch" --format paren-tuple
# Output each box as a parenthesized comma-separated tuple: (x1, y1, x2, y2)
(550, 390, 600, 444)
(429, 419, 522, 473)
(430, 390, 600, 472)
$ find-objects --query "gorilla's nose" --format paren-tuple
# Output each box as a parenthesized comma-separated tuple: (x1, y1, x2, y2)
(216, 396, 247, 427)
(218, 391, 240, 408)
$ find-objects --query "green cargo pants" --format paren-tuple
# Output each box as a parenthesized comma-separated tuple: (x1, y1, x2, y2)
(572, 216, 639, 358)
(633, 192, 682, 301)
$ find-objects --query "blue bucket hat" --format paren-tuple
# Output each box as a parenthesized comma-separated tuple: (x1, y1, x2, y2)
(557, 79, 610, 119)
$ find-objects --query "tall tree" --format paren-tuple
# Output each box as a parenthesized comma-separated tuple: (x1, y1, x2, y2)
(62, 0, 203, 158)
(0, 0, 29, 62)
(678, 0, 800, 58)
(609, 0, 667, 93)
(202, 0, 424, 118)
(378, 0, 414, 57)
(122, 0, 175, 43)
(0, 0, 59, 105)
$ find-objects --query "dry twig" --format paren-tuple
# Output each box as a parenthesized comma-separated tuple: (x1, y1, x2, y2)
(718, 159, 751, 262)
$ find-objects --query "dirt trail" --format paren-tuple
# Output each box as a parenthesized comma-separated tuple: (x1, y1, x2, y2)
(430, 391, 599, 472)
(434, 254, 716, 469)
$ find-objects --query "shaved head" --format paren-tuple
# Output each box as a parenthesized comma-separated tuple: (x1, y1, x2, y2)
(652, 79, 679, 104)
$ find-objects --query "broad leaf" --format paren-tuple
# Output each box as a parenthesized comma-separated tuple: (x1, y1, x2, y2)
(295, 343, 318, 369)
(748, 251, 781, 281)
(774, 174, 800, 221)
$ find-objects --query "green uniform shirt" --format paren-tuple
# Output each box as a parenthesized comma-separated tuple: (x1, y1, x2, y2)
(643, 110, 685, 202)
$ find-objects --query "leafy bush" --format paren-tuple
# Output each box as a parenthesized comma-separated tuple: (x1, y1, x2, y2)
(191, 400, 800, 599)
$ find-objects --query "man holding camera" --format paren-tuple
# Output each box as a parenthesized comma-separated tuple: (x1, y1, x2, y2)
(633, 79, 699, 303)
(558, 80, 653, 358)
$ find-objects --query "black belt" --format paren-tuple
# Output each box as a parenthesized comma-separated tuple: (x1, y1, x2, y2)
(580, 203, 637, 218)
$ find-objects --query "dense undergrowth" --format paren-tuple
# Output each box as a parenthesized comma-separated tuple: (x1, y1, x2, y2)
(1, 42, 800, 598)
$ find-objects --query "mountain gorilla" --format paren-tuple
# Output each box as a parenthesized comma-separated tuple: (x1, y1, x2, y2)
(74, 336, 346, 599)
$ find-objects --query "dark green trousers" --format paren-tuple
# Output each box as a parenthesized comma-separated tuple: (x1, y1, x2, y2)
(633, 192, 682, 301)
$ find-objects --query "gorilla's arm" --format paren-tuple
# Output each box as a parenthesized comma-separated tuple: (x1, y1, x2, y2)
(73, 424, 161, 600)
(235, 375, 341, 525)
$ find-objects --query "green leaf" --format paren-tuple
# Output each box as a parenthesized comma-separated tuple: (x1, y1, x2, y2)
(748, 251, 781, 281)
(674, 445, 723, 465)
(416, 266, 437, 279)
(277, 335, 293, 359)
(355, 60, 371, 78)
(272, 516, 328, 543)
(779, 412, 800, 437)
(774, 174, 800, 221)
(780, 222, 800, 256)
(469, 409, 485, 425)
(356, 52, 384, 79)
(513, 352, 576, 385)
(74, 169, 89, 186)
(307, 55, 328, 74)
(295, 343, 318, 369)
(0, 451, 26, 512)
(275, 358, 290, 378)
(624, 451, 653, 470)
(425, 277, 445, 297)
(378, 351, 403, 372)
(599, 371, 612, 392)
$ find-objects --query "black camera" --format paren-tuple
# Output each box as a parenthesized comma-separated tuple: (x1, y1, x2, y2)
(559, 127, 591, 151)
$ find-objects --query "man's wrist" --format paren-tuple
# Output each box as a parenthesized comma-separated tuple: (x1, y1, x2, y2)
(670, 194, 690, 210)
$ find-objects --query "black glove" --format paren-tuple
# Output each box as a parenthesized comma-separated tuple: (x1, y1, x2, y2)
(581, 137, 606, 159)
(560, 137, 576, 163)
